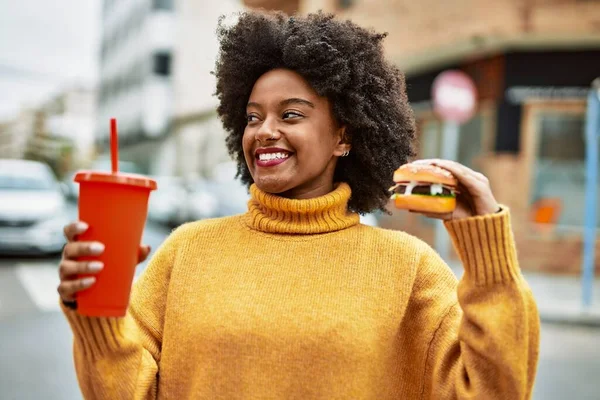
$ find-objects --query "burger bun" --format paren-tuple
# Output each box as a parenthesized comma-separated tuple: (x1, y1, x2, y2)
(393, 164, 457, 187)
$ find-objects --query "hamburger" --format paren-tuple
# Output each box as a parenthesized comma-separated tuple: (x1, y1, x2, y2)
(390, 164, 458, 213)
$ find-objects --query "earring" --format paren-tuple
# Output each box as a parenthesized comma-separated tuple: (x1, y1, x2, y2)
(342, 150, 350, 157)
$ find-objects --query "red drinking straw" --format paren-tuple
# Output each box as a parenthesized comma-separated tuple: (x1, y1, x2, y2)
(110, 118, 119, 174)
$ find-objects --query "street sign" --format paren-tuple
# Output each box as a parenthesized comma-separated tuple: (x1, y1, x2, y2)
(432, 70, 478, 124)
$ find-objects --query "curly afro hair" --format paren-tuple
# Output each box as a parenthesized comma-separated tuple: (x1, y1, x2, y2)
(214, 11, 416, 214)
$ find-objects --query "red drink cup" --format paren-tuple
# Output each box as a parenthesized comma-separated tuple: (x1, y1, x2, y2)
(73, 171, 157, 317)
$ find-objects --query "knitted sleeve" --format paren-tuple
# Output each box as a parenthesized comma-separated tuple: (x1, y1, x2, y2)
(420, 207, 540, 400)
(60, 225, 184, 399)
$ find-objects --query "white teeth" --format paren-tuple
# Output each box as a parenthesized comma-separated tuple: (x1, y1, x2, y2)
(258, 152, 290, 161)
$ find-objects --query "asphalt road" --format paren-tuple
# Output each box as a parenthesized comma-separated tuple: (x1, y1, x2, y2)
(0, 204, 598, 399)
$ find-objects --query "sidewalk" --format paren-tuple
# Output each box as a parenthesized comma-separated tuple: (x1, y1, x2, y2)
(448, 264, 600, 326)
(522, 271, 600, 326)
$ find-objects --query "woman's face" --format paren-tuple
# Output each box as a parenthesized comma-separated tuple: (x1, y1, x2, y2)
(243, 68, 348, 199)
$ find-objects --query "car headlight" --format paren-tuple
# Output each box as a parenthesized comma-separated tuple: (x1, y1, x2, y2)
(35, 212, 70, 234)
(28, 211, 70, 250)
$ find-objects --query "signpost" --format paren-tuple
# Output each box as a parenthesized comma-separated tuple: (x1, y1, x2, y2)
(582, 78, 600, 309)
(431, 70, 478, 261)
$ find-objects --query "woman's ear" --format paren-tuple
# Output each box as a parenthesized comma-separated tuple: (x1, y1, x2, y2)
(334, 126, 351, 157)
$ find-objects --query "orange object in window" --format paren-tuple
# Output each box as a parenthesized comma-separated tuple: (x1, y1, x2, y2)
(531, 198, 562, 225)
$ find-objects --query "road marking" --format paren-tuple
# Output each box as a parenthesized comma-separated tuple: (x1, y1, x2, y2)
(15, 263, 61, 312)
(14, 263, 140, 312)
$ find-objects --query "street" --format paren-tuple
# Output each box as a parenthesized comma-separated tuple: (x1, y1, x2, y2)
(0, 203, 172, 399)
(0, 205, 598, 399)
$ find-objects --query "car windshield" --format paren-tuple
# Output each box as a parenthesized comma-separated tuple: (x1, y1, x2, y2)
(0, 163, 56, 191)
(0, 174, 54, 190)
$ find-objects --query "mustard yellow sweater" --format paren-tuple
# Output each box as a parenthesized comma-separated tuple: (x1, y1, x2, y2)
(62, 183, 540, 399)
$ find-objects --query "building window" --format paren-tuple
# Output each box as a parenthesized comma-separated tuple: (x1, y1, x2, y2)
(152, 0, 173, 10)
(153, 52, 171, 76)
(530, 109, 599, 227)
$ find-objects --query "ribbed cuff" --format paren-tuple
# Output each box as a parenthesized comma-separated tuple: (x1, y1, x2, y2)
(60, 298, 125, 358)
(444, 206, 521, 285)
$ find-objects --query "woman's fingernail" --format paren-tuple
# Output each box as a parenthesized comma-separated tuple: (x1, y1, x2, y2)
(82, 277, 96, 286)
(89, 242, 105, 254)
(76, 222, 89, 232)
(88, 261, 104, 272)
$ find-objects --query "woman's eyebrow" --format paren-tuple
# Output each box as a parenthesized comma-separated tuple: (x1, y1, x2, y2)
(280, 98, 315, 108)
(246, 98, 315, 109)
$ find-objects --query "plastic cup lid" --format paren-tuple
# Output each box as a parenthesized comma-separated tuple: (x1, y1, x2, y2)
(74, 171, 157, 190)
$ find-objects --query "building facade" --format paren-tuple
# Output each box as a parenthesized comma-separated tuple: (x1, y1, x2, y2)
(395, 51, 600, 274)
(248, 0, 600, 273)
(96, 0, 176, 175)
(170, 0, 243, 181)
(96, 0, 246, 179)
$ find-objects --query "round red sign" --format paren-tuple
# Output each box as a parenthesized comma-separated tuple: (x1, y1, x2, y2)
(432, 70, 478, 124)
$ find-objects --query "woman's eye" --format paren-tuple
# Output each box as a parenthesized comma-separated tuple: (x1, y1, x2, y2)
(282, 111, 302, 120)
(247, 115, 259, 123)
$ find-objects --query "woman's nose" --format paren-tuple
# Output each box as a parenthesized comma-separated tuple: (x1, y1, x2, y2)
(255, 118, 279, 142)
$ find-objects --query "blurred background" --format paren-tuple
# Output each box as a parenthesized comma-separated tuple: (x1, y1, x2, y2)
(0, 0, 599, 399)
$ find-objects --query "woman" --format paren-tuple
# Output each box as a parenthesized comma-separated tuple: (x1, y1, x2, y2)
(58, 11, 539, 399)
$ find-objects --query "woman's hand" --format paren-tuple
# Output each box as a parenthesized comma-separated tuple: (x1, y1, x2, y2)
(57, 221, 151, 304)
(410, 159, 499, 220)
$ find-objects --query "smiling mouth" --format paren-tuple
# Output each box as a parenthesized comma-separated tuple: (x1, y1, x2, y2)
(257, 152, 290, 162)
(254, 149, 293, 167)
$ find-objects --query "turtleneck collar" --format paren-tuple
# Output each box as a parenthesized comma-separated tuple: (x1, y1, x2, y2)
(244, 183, 360, 234)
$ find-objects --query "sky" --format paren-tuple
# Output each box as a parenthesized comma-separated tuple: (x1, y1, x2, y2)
(0, 0, 101, 121)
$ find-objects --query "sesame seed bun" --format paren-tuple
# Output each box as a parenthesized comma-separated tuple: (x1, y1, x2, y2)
(393, 164, 457, 187)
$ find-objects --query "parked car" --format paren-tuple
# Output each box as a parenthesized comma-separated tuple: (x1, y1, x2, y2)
(209, 162, 250, 217)
(62, 171, 80, 202)
(147, 176, 188, 227)
(183, 179, 220, 222)
(0, 159, 70, 255)
(210, 179, 250, 217)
